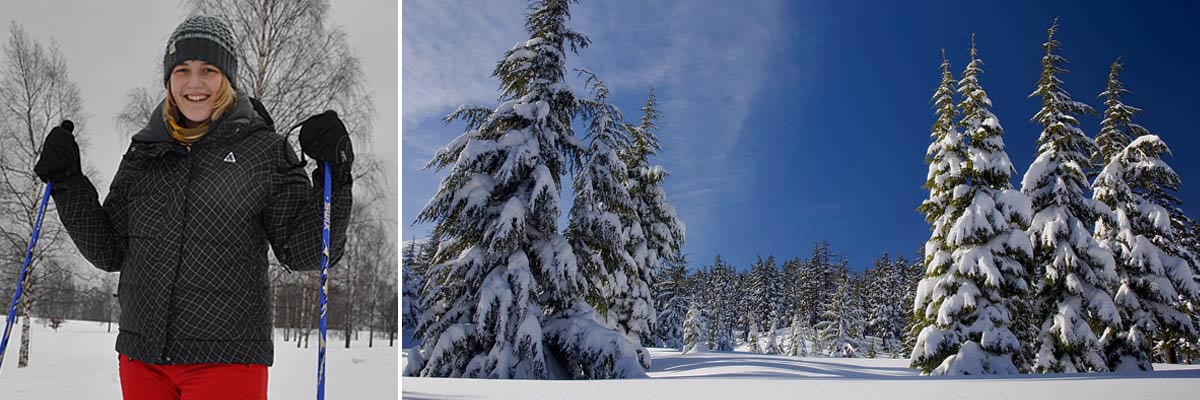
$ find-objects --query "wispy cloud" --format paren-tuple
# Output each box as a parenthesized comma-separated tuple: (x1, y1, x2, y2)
(402, 0, 794, 244)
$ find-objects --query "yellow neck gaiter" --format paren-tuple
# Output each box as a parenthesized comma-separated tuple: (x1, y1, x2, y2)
(165, 114, 209, 144)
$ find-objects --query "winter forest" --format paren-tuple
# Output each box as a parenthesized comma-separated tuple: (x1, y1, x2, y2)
(401, 0, 1200, 391)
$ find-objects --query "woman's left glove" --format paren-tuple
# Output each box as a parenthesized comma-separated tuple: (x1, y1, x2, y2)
(298, 110, 354, 165)
(34, 120, 82, 183)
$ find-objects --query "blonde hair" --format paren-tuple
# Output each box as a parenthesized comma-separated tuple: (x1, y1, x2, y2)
(163, 75, 237, 128)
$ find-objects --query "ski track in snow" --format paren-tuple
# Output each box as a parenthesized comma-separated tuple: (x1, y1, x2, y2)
(0, 319, 397, 399)
(403, 346, 1200, 400)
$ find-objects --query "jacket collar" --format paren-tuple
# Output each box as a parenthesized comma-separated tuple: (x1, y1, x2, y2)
(132, 93, 266, 147)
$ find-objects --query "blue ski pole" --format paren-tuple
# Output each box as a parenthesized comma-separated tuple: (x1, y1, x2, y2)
(317, 162, 331, 400)
(0, 182, 52, 373)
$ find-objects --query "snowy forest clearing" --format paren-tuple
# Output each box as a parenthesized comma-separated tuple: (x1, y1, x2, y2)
(0, 319, 397, 399)
(403, 346, 1200, 400)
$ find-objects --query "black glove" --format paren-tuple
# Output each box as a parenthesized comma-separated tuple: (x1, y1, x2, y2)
(34, 120, 81, 183)
(298, 110, 353, 165)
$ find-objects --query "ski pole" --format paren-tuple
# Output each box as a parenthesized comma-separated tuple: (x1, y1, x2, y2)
(0, 182, 52, 372)
(317, 162, 331, 400)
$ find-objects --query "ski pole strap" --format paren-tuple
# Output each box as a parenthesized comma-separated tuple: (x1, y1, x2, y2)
(317, 163, 331, 400)
(0, 182, 52, 372)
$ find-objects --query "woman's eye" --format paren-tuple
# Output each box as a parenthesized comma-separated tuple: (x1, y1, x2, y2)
(203, 67, 218, 74)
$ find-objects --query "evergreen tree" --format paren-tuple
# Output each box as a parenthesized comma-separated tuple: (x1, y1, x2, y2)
(707, 256, 737, 351)
(682, 298, 710, 354)
(1093, 59, 1200, 371)
(762, 316, 783, 354)
(799, 242, 837, 326)
(747, 318, 761, 353)
(1021, 19, 1119, 373)
(654, 252, 690, 350)
(816, 268, 866, 357)
(786, 313, 809, 357)
(409, 0, 645, 379)
(912, 36, 1032, 375)
(568, 70, 654, 362)
(401, 239, 426, 332)
(622, 86, 685, 346)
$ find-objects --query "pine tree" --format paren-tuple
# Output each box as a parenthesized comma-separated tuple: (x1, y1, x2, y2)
(409, 0, 644, 379)
(747, 318, 761, 353)
(912, 48, 965, 372)
(912, 35, 1032, 375)
(817, 268, 866, 357)
(786, 314, 809, 357)
(682, 298, 710, 354)
(568, 70, 654, 366)
(1093, 59, 1200, 371)
(401, 239, 425, 331)
(654, 252, 690, 350)
(762, 316, 783, 355)
(1022, 19, 1119, 373)
(707, 256, 737, 351)
(621, 86, 685, 348)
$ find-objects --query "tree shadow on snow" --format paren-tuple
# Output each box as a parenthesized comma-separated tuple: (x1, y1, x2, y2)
(401, 391, 480, 400)
(651, 352, 1200, 381)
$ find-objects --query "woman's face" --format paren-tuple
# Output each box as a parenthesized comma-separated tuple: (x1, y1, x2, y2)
(169, 60, 224, 124)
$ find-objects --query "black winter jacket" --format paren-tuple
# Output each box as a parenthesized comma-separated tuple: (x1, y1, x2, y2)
(51, 94, 352, 365)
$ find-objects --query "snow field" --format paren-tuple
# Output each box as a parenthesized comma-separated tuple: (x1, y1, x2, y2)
(402, 346, 1200, 400)
(0, 319, 397, 399)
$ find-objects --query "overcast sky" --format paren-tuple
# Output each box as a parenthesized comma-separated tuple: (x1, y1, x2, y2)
(2, 0, 398, 239)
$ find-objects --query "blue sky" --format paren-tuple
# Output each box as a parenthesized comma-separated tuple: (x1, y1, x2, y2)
(402, 0, 1200, 272)
(402, 0, 806, 270)
(799, 0, 1200, 269)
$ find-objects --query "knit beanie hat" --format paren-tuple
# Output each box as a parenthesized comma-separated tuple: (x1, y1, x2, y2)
(163, 15, 239, 90)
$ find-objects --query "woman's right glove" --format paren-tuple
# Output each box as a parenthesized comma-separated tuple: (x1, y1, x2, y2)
(34, 120, 82, 183)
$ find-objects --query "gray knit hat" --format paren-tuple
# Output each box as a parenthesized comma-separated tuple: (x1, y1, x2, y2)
(163, 15, 238, 90)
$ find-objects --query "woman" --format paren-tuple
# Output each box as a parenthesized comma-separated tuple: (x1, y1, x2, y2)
(33, 15, 353, 399)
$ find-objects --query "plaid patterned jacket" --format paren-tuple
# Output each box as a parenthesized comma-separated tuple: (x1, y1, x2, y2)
(51, 94, 352, 365)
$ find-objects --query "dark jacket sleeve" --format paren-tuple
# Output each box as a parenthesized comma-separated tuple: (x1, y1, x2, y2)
(50, 157, 133, 272)
(264, 139, 352, 271)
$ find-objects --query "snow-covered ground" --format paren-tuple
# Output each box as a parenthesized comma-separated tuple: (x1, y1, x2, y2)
(402, 344, 1200, 400)
(0, 319, 397, 399)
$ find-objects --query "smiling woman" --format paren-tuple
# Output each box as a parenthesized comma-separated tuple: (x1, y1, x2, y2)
(28, 14, 357, 400)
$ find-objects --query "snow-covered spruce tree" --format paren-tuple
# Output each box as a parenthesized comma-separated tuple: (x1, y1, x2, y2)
(1093, 59, 1200, 371)
(619, 85, 684, 349)
(913, 37, 1033, 375)
(800, 242, 837, 326)
(748, 256, 779, 334)
(622, 86, 685, 280)
(866, 254, 907, 357)
(682, 298, 710, 354)
(654, 252, 690, 350)
(401, 239, 426, 331)
(762, 316, 783, 354)
(706, 256, 738, 351)
(911, 48, 967, 372)
(409, 0, 645, 379)
(1022, 19, 1120, 373)
(747, 318, 761, 353)
(567, 70, 653, 370)
(817, 270, 866, 357)
(786, 314, 809, 356)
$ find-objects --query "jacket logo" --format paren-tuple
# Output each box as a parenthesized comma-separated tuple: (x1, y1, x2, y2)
(224, 152, 237, 163)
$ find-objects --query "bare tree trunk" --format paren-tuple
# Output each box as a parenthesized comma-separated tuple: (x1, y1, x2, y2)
(17, 274, 32, 368)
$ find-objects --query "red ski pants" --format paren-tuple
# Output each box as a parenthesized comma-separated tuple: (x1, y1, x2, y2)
(118, 354, 268, 400)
